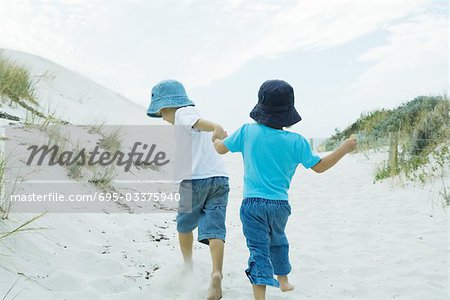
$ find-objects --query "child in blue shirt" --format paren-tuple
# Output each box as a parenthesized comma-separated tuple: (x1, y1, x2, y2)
(214, 79, 357, 299)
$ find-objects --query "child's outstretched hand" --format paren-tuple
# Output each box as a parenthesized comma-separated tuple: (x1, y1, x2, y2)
(312, 134, 357, 173)
(342, 134, 357, 153)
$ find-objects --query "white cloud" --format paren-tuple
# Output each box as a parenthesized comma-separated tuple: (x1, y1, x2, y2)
(356, 13, 447, 88)
(0, 0, 433, 105)
(350, 12, 448, 109)
(302, 11, 448, 136)
(1, 0, 446, 137)
(178, 0, 431, 87)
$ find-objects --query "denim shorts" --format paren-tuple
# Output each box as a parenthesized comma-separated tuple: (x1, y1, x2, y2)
(176, 176, 229, 245)
(240, 197, 292, 287)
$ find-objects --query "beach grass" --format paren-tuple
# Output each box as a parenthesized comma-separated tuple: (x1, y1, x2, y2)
(322, 95, 450, 205)
(0, 153, 8, 219)
(98, 127, 122, 152)
(0, 51, 38, 106)
(0, 212, 46, 240)
(0, 51, 61, 124)
(88, 165, 116, 190)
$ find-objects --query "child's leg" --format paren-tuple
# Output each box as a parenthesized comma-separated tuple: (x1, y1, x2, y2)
(208, 239, 224, 300)
(240, 199, 280, 292)
(269, 201, 294, 292)
(196, 177, 229, 300)
(176, 180, 204, 267)
(209, 238, 224, 275)
(271, 244, 294, 291)
(252, 285, 266, 300)
(178, 231, 194, 265)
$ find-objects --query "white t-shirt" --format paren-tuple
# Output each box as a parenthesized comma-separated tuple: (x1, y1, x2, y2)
(175, 106, 228, 180)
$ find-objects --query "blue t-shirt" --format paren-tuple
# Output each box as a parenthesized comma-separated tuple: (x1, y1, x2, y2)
(224, 123, 321, 200)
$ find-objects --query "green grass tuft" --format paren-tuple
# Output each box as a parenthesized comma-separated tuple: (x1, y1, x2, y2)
(0, 51, 38, 106)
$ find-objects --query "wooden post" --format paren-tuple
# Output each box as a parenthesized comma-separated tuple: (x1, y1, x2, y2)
(389, 132, 398, 176)
(309, 138, 314, 152)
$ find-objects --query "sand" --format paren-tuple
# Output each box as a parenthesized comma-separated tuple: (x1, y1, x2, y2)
(0, 151, 448, 299)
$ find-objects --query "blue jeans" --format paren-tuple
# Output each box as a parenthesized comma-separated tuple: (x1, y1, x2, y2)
(240, 198, 291, 287)
(176, 176, 229, 245)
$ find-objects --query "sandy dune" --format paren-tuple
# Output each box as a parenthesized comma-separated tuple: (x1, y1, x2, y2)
(1, 151, 447, 299)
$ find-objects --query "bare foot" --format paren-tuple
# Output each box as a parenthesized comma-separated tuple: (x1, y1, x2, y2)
(277, 275, 295, 292)
(207, 272, 222, 300)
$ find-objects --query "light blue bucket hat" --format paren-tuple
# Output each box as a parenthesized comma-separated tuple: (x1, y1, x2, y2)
(146, 79, 195, 118)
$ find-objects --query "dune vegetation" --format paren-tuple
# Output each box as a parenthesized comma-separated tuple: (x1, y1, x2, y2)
(0, 51, 50, 122)
(0, 53, 124, 225)
(0, 51, 60, 123)
(323, 95, 450, 205)
(0, 51, 37, 105)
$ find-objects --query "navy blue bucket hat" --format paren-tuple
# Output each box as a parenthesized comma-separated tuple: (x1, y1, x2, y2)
(147, 80, 195, 118)
(250, 79, 301, 128)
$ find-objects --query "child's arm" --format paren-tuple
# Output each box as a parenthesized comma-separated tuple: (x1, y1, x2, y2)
(193, 119, 228, 141)
(311, 135, 357, 173)
(213, 124, 245, 155)
(213, 139, 229, 155)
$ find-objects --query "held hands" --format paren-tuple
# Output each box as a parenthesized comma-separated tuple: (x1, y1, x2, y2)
(341, 134, 357, 153)
(212, 125, 228, 142)
(212, 126, 229, 155)
(193, 119, 228, 141)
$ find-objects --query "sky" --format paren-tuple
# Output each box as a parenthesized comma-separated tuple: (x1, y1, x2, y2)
(0, 0, 448, 137)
